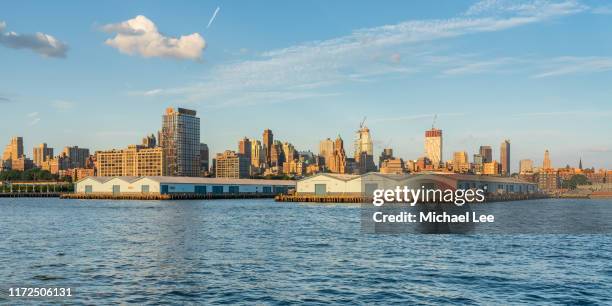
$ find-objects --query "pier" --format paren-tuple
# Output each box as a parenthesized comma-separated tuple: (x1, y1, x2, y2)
(0, 192, 61, 198)
(275, 193, 550, 203)
(60, 192, 279, 200)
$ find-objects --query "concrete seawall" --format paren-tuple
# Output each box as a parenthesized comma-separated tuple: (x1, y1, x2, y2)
(60, 193, 279, 200)
(275, 193, 550, 203)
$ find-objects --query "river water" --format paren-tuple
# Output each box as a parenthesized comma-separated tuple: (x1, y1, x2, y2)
(1, 198, 611, 304)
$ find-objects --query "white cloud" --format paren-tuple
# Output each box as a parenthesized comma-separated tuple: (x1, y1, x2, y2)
(102, 15, 206, 60)
(52, 100, 74, 110)
(0, 20, 68, 58)
(531, 57, 612, 78)
(135, 0, 587, 106)
(26, 112, 40, 125)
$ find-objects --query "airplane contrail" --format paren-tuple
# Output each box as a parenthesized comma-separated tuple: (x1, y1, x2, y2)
(207, 6, 220, 29)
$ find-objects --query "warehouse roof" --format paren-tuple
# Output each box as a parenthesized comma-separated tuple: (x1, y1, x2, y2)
(76, 176, 296, 186)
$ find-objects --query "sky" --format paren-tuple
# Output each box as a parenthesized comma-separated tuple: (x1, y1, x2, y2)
(1, 0, 611, 170)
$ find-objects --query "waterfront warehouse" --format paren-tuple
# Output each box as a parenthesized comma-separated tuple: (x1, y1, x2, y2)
(296, 172, 538, 196)
(75, 176, 295, 195)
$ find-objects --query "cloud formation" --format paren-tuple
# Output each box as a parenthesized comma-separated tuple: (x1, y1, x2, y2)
(136, 0, 588, 107)
(102, 15, 206, 60)
(0, 21, 68, 58)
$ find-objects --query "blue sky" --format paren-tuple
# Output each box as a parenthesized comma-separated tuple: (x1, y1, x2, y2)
(1, 0, 611, 170)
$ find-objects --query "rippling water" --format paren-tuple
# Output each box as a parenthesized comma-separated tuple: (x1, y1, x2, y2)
(1, 198, 611, 304)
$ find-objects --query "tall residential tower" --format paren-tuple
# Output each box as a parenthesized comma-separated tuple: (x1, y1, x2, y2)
(161, 107, 201, 177)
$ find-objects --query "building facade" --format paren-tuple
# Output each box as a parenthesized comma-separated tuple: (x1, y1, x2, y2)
(161, 107, 200, 177)
(500, 139, 511, 176)
(33, 143, 54, 167)
(96, 146, 165, 177)
(453, 151, 469, 173)
(215, 150, 250, 179)
(425, 128, 443, 168)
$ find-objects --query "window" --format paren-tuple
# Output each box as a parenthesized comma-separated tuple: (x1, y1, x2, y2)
(228, 186, 239, 194)
(112, 185, 120, 194)
(161, 185, 169, 194)
(85, 185, 92, 193)
(263, 186, 272, 193)
(141, 185, 150, 193)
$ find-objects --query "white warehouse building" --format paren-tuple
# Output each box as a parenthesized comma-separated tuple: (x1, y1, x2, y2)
(297, 172, 538, 196)
(75, 176, 295, 195)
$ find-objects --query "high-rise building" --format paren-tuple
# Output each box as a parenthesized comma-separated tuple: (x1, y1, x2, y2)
(33, 143, 54, 167)
(425, 128, 443, 168)
(238, 137, 252, 162)
(473, 154, 484, 174)
(519, 159, 534, 174)
(200, 143, 209, 174)
(354, 125, 376, 174)
(263, 129, 273, 166)
(319, 138, 335, 169)
(329, 135, 347, 174)
(543, 150, 552, 169)
(250, 140, 263, 169)
(270, 140, 284, 168)
(500, 140, 511, 176)
(96, 145, 165, 177)
(63, 146, 90, 169)
(215, 150, 250, 179)
(379, 148, 393, 168)
(161, 107, 200, 177)
(142, 134, 157, 148)
(282, 142, 297, 162)
(2, 136, 24, 162)
(479, 146, 493, 163)
(453, 151, 469, 173)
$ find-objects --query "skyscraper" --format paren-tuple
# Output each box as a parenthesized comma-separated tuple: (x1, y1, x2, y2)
(250, 140, 263, 169)
(500, 139, 510, 176)
(33, 143, 54, 167)
(238, 137, 252, 162)
(424, 128, 443, 168)
(63, 146, 90, 169)
(161, 107, 201, 177)
(2, 136, 24, 161)
(354, 125, 376, 173)
(263, 129, 273, 167)
(473, 154, 483, 174)
(319, 138, 335, 169)
(379, 148, 393, 167)
(479, 146, 493, 163)
(543, 150, 551, 169)
(329, 135, 347, 174)
(200, 143, 209, 174)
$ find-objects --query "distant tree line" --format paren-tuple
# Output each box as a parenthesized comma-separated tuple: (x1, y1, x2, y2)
(561, 174, 591, 190)
(0, 168, 70, 182)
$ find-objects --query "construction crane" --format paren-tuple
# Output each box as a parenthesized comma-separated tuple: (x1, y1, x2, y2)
(432, 114, 437, 129)
(359, 116, 367, 129)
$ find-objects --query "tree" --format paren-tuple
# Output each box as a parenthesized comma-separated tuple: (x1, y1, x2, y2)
(561, 174, 591, 190)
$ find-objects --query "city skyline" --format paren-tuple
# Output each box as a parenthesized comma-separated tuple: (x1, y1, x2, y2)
(1, 0, 611, 168)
